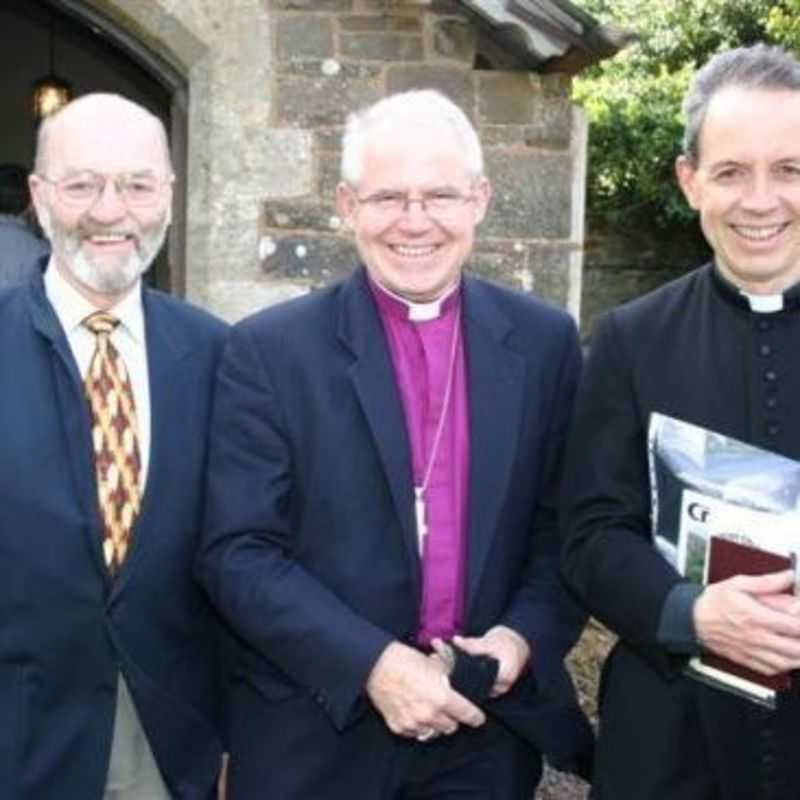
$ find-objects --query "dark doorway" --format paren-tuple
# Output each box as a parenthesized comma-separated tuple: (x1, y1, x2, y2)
(0, 0, 187, 293)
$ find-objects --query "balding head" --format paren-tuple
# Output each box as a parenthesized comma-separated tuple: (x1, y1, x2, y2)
(29, 93, 173, 309)
(35, 93, 171, 177)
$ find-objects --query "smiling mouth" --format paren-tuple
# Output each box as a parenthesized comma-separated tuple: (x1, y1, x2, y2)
(389, 244, 440, 258)
(730, 223, 790, 241)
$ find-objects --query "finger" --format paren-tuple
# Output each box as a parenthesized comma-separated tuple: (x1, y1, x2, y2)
(759, 595, 800, 614)
(731, 643, 800, 676)
(426, 710, 462, 733)
(489, 681, 511, 698)
(430, 639, 455, 674)
(755, 629, 800, 663)
(442, 688, 486, 727)
(441, 722, 459, 736)
(451, 634, 488, 656)
(696, 587, 800, 640)
(752, 604, 800, 638)
(704, 627, 800, 674)
(426, 651, 450, 675)
(731, 569, 795, 596)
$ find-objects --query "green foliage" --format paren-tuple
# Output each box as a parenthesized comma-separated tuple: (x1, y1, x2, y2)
(574, 0, 797, 232)
(574, 62, 691, 227)
(767, 0, 800, 52)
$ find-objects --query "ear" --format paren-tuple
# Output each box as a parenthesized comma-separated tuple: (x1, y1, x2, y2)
(675, 155, 701, 211)
(471, 177, 492, 225)
(27, 174, 49, 229)
(164, 183, 174, 226)
(335, 182, 358, 229)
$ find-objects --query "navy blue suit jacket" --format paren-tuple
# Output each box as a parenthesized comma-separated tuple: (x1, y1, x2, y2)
(200, 268, 590, 793)
(0, 264, 227, 799)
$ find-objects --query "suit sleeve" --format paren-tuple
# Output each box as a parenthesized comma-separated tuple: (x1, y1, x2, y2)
(198, 323, 393, 730)
(560, 311, 687, 676)
(499, 317, 589, 690)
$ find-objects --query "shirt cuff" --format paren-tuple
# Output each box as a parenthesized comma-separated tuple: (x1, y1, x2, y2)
(657, 582, 704, 654)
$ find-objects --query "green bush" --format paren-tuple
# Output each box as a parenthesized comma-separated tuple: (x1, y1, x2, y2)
(575, 0, 797, 233)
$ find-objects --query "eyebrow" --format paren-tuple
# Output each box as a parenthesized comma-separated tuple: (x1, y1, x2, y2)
(58, 167, 160, 177)
(368, 183, 467, 193)
(705, 159, 743, 171)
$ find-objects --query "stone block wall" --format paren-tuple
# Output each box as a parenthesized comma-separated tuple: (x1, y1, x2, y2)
(580, 223, 709, 339)
(257, 0, 586, 319)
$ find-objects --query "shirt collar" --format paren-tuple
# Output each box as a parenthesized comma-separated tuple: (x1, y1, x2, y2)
(44, 255, 145, 342)
(710, 262, 800, 314)
(369, 277, 461, 322)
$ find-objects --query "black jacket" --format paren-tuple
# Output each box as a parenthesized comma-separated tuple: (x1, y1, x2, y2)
(562, 263, 800, 800)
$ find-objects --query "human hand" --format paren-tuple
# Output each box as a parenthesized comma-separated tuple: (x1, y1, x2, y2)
(693, 570, 800, 675)
(365, 641, 486, 740)
(452, 625, 530, 697)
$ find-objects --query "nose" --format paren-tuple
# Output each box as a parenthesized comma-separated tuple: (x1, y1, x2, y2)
(741, 172, 779, 213)
(403, 197, 429, 214)
(88, 178, 127, 222)
(396, 197, 434, 230)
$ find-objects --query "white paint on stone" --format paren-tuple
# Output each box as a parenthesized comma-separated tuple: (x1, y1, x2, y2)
(329, 216, 342, 230)
(295, 244, 308, 259)
(514, 268, 534, 293)
(322, 59, 341, 76)
(567, 105, 588, 325)
(513, 241, 525, 253)
(259, 236, 278, 261)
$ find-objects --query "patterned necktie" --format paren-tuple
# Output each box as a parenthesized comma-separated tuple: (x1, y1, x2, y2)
(83, 312, 142, 574)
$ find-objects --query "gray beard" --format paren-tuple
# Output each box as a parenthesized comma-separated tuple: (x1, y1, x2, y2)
(39, 207, 169, 295)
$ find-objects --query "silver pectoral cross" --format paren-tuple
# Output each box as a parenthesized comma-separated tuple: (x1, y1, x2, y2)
(414, 486, 427, 554)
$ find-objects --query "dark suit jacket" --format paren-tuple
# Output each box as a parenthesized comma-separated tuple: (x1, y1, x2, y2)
(0, 217, 48, 289)
(200, 267, 591, 797)
(562, 264, 800, 799)
(0, 263, 227, 799)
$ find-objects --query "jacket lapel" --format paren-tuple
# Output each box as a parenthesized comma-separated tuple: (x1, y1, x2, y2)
(109, 291, 193, 601)
(28, 277, 110, 581)
(337, 269, 421, 599)
(462, 278, 525, 614)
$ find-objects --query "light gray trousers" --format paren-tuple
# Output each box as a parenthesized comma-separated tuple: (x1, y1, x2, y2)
(104, 676, 171, 800)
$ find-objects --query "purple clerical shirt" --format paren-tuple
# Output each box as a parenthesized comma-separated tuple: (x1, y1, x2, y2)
(370, 280, 470, 645)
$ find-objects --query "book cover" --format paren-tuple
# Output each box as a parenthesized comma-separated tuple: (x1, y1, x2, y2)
(688, 536, 794, 707)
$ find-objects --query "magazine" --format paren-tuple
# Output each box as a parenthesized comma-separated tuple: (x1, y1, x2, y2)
(648, 413, 800, 707)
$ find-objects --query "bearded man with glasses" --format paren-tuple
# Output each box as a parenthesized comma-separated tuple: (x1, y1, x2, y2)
(0, 93, 227, 799)
(200, 89, 592, 800)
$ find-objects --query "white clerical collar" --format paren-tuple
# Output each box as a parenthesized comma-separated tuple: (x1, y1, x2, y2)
(44, 255, 146, 343)
(739, 290, 784, 314)
(373, 280, 460, 322)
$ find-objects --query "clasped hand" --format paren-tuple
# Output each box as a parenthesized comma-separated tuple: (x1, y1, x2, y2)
(365, 641, 484, 740)
(365, 625, 530, 740)
(693, 569, 800, 675)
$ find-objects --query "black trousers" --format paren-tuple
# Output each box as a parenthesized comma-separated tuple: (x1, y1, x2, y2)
(226, 680, 542, 800)
(592, 643, 800, 800)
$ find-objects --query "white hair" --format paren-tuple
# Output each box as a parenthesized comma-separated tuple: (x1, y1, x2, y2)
(340, 89, 484, 185)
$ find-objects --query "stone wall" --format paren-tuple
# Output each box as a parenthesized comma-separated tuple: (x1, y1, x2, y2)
(580, 222, 709, 338)
(257, 0, 587, 323)
(79, 0, 587, 323)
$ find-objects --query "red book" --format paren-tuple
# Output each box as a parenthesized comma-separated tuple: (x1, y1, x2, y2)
(689, 536, 795, 706)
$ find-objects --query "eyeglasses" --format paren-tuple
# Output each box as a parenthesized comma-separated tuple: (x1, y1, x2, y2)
(354, 188, 476, 219)
(37, 170, 174, 208)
